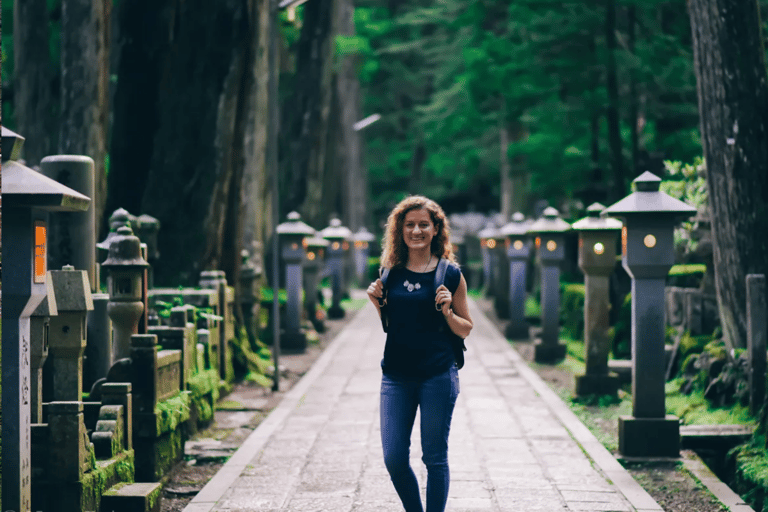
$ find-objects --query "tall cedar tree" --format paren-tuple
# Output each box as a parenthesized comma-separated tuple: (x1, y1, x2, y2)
(688, 0, 768, 349)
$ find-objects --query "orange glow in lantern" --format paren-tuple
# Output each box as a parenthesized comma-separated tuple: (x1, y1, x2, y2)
(332, 242, 340, 250)
(307, 251, 316, 261)
(342, 241, 350, 251)
(513, 240, 524, 250)
(546, 240, 557, 252)
(621, 227, 628, 256)
(34, 221, 47, 284)
(535, 237, 541, 249)
(487, 239, 496, 249)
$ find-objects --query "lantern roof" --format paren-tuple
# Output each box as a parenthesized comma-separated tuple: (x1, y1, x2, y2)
(500, 212, 532, 237)
(2, 126, 25, 162)
(277, 211, 316, 237)
(528, 207, 571, 234)
(352, 226, 375, 242)
(602, 172, 697, 218)
(101, 226, 150, 268)
(321, 217, 352, 240)
(572, 203, 623, 231)
(304, 235, 330, 248)
(477, 222, 499, 240)
(2, 159, 91, 212)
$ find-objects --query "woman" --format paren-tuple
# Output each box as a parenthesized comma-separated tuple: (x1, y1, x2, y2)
(367, 195, 473, 512)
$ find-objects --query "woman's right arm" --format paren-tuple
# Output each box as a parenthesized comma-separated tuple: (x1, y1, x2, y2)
(367, 278, 384, 318)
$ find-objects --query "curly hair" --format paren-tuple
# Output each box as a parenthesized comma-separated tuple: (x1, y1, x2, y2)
(380, 195, 457, 268)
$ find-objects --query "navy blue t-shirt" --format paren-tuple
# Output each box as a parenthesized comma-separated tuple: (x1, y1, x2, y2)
(381, 262, 462, 379)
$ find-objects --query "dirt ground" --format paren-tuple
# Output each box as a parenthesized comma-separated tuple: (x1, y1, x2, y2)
(158, 297, 730, 512)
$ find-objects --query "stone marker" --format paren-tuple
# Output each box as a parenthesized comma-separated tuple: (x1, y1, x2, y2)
(2, 126, 91, 512)
(40, 155, 97, 292)
(572, 203, 623, 397)
(321, 218, 353, 319)
(85, 293, 113, 389)
(30, 290, 57, 423)
(48, 265, 94, 402)
(277, 212, 315, 351)
(603, 171, 696, 457)
(352, 226, 376, 288)
(303, 235, 329, 332)
(747, 274, 767, 416)
(500, 213, 532, 339)
(528, 207, 571, 363)
(102, 225, 150, 360)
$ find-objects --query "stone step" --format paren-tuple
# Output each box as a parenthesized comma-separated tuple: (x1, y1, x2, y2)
(100, 482, 162, 512)
(680, 424, 755, 450)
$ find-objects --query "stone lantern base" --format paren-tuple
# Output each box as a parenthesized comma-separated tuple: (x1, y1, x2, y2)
(574, 372, 621, 397)
(533, 340, 566, 363)
(283, 330, 308, 353)
(618, 415, 680, 457)
(505, 322, 530, 340)
(328, 305, 346, 319)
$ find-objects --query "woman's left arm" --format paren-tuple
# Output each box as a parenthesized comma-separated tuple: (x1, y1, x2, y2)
(436, 274, 473, 339)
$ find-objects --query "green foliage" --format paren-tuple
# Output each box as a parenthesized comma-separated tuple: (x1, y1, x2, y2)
(666, 377, 755, 426)
(561, 283, 585, 340)
(661, 157, 708, 260)
(232, 326, 273, 388)
(612, 293, 632, 359)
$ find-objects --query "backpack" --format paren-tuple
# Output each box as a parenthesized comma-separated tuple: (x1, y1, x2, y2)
(378, 258, 467, 369)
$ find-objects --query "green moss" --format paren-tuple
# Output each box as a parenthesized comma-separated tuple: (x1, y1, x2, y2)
(665, 378, 756, 426)
(525, 296, 541, 317)
(668, 264, 707, 276)
(561, 284, 586, 340)
(82, 450, 135, 511)
(342, 297, 369, 311)
(188, 369, 220, 425)
(155, 391, 191, 435)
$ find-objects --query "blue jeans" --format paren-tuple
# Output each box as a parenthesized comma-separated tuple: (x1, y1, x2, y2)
(380, 366, 460, 512)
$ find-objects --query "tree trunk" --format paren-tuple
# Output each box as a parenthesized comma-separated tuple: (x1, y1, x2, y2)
(499, 121, 511, 220)
(59, 0, 110, 231)
(110, 0, 261, 287)
(13, 0, 55, 164)
(605, 0, 625, 202)
(627, 3, 639, 178)
(287, 0, 337, 229)
(688, 0, 768, 349)
(335, 0, 365, 232)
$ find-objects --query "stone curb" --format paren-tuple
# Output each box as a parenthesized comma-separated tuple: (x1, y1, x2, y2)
(183, 306, 365, 512)
(469, 301, 665, 512)
(681, 451, 755, 512)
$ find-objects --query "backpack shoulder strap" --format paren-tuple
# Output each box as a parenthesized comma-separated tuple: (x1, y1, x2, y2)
(434, 258, 449, 293)
(378, 267, 390, 332)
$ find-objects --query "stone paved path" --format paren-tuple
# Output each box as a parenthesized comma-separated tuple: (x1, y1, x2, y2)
(185, 295, 663, 512)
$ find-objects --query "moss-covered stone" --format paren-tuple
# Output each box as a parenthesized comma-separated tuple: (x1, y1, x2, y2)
(155, 391, 191, 435)
(188, 368, 220, 426)
(561, 283, 586, 341)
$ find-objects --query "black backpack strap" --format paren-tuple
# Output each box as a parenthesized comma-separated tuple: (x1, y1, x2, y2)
(378, 267, 390, 332)
(434, 258, 449, 310)
(434, 258, 467, 368)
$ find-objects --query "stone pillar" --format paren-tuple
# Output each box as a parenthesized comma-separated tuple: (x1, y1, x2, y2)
(30, 294, 57, 423)
(40, 155, 97, 292)
(491, 232, 510, 319)
(478, 222, 497, 296)
(747, 274, 766, 416)
(48, 401, 93, 508)
(528, 208, 570, 363)
(85, 293, 112, 388)
(130, 334, 159, 416)
(572, 203, 622, 397)
(604, 171, 695, 457)
(48, 266, 94, 402)
(501, 213, 531, 339)
(277, 212, 314, 352)
(102, 226, 149, 361)
(303, 237, 329, 333)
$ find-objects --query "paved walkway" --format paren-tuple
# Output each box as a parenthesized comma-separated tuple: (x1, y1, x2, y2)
(185, 296, 663, 512)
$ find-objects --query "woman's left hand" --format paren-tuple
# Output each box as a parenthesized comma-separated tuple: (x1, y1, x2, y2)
(435, 285, 452, 314)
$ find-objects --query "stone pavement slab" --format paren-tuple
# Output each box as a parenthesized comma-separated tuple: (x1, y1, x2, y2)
(184, 297, 662, 512)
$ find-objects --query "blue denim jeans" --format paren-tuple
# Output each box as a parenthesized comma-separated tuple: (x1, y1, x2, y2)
(380, 366, 460, 512)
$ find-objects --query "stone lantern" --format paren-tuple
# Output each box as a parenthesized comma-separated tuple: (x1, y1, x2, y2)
(451, 230, 468, 267)
(101, 225, 150, 361)
(489, 227, 510, 318)
(30, 291, 57, 424)
(47, 265, 94, 402)
(135, 213, 161, 289)
(528, 207, 571, 363)
(603, 171, 696, 457)
(500, 213, 532, 339)
(277, 212, 315, 352)
(571, 203, 623, 397)
(321, 218, 353, 319)
(303, 235, 330, 333)
(2, 127, 90, 512)
(352, 227, 376, 288)
(97, 208, 133, 255)
(478, 222, 499, 296)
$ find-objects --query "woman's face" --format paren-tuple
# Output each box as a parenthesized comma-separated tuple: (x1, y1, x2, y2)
(402, 208, 436, 252)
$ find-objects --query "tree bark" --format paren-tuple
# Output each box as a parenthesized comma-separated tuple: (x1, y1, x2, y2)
(688, 0, 768, 349)
(627, 3, 639, 178)
(287, 0, 337, 229)
(13, 0, 55, 165)
(110, 0, 262, 287)
(605, 0, 625, 202)
(59, 0, 110, 232)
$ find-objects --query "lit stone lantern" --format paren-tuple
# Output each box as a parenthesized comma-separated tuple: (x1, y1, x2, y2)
(303, 235, 330, 333)
(101, 225, 150, 361)
(572, 203, 623, 397)
(352, 227, 376, 288)
(321, 218, 352, 319)
(47, 265, 94, 402)
(2, 127, 90, 512)
(489, 228, 510, 318)
(478, 222, 499, 296)
(603, 171, 696, 457)
(451, 230, 468, 268)
(528, 207, 571, 363)
(500, 213, 532, 339)
(277, 212, 315, 352)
